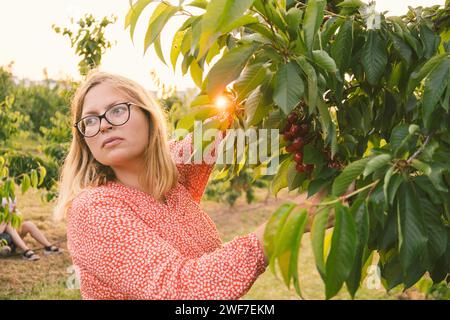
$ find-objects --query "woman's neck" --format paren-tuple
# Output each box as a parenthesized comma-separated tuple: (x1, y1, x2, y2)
(111, 161, 146, 193)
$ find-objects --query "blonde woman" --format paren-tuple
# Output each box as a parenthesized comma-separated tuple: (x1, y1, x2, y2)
(56, 70, 335, 300)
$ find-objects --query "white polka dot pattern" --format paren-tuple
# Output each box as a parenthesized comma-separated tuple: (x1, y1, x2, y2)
(67, 125, 267, 300)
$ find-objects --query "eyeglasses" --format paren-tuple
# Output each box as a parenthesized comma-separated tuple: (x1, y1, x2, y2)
(74, 102, 136, 138)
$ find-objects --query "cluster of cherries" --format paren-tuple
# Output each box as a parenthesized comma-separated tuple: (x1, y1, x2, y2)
(281, 111, 314, 174)
(282, 110, 344, 173)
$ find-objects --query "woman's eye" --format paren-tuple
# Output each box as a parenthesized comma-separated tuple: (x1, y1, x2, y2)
(112, 105, 127, 115)
(84, 117, 98, 126)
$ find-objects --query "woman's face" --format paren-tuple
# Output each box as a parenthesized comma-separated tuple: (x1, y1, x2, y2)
(81, 81, 150, 168)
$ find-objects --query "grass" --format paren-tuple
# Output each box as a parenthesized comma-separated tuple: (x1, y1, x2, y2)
(0, 186, 422, 300)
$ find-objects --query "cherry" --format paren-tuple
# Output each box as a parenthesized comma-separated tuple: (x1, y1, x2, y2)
(287, 113, 298, 124)
(282, 122, 291, 133)
(299, 123, 309, 135)
(294, 152, 303, 163)
(289, 124, 300, 136)
(286, 144, 298, 153)
(291, 137, 304, 150)
(295, 163, 305, 172)
(283, 132, 293, 141)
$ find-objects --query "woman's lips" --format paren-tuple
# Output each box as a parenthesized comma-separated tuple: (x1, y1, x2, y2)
(103, 138, 124, 148)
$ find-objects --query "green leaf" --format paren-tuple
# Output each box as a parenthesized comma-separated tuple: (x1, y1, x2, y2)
(264, 202, 297, 276)
(186, 0, 208, 9)
(286, 7, 303, 40)
(170, 30, 187, 71)
(361, 30, 387, 85)
(273, 61, 304, 115)
(234, 63, 268, 103)
(205, 43, 259, 99)
(422, 58, 450, 129)
(302, 0, 326, 52)
(346, 198, 370, 298)
(217, 0, 256, 32)
(337, 0, 364, 9)
(421, 197, 447, 259)
(38, 166, 46, 186)
(125, 0, 154, 42)
(331, 19, 353, 73)
(428, 163, 449, 192)
(275, 208, 308, 289)
(290, 209, 309, 297)
(316, 99, 333, 144)
(270, 157, 292, 196)
(407, 53, 449, 94)
(30, 170, 38, 189)
(221, 14, 258, 34)
(383, 165, 394, 200)
(411, 159, 432, 175)
(244, 83, 272, 127)
(325, 202, 357, 299)
(312, 50, 338, 73)
(198, 0, 227, 58)
(389, 32, 412, 65)
(190, 59, 203, 87)
(154, 34, 167, 65)
(386, 174, 403, 206)
(397, 182, 427, 273)
(363, 154, 391, 178)
(287, 162, 307, 191)
(389, 123, 410, 157)
(310, 207, 331, 280)
(21, 174, 31, 194)
(295, 57, 318, 114)
(143, 3, 178, 54)
(199, 0, 255, 58)
(332, 157, 372, 196)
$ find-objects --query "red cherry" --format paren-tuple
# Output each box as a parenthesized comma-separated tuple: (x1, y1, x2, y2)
(286, 144, 297, 153)
(283, 132, 293, 141)
(294, 152, 303, 163)
(282, 122, 291, 133)
(288, 113, 298, 124)
(299, 123, 309, 135)
(305, 164, 314, 172)
(295, 163, 305, 172)
(289, 124, 300, 136)
(291, 137, 304, 150)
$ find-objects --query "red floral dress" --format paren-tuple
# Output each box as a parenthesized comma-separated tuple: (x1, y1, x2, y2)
(67, 128, 267, 300)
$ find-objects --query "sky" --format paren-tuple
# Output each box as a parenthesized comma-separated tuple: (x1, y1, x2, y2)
(0, 0, 443, 91)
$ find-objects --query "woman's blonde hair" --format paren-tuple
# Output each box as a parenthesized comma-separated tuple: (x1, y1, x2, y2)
(53, 69, 178, 220)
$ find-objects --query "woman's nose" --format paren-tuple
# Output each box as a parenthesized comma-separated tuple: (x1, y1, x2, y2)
(99, 118, 112, 133)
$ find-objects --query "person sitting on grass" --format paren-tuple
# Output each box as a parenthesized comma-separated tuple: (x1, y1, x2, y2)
(0, 232, 15, 257)
(1, 196, 63, 261)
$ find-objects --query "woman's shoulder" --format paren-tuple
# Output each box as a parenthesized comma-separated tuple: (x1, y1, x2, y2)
(69, 182, 132, 216)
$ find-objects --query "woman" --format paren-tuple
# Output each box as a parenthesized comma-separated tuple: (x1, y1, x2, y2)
(55, 70, 332, 300)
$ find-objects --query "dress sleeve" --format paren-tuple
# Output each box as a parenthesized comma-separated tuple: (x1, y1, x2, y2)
(68, 194, 267, 300)
(169, 115, 230, 203)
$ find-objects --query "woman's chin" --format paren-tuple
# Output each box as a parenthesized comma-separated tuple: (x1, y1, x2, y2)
(99, 152, 134, 166)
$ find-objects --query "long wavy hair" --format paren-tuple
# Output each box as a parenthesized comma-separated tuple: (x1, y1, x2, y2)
(53, 69, 178, 220)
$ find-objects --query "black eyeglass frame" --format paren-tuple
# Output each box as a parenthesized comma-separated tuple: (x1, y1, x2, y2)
(74, 102, 137, 138)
